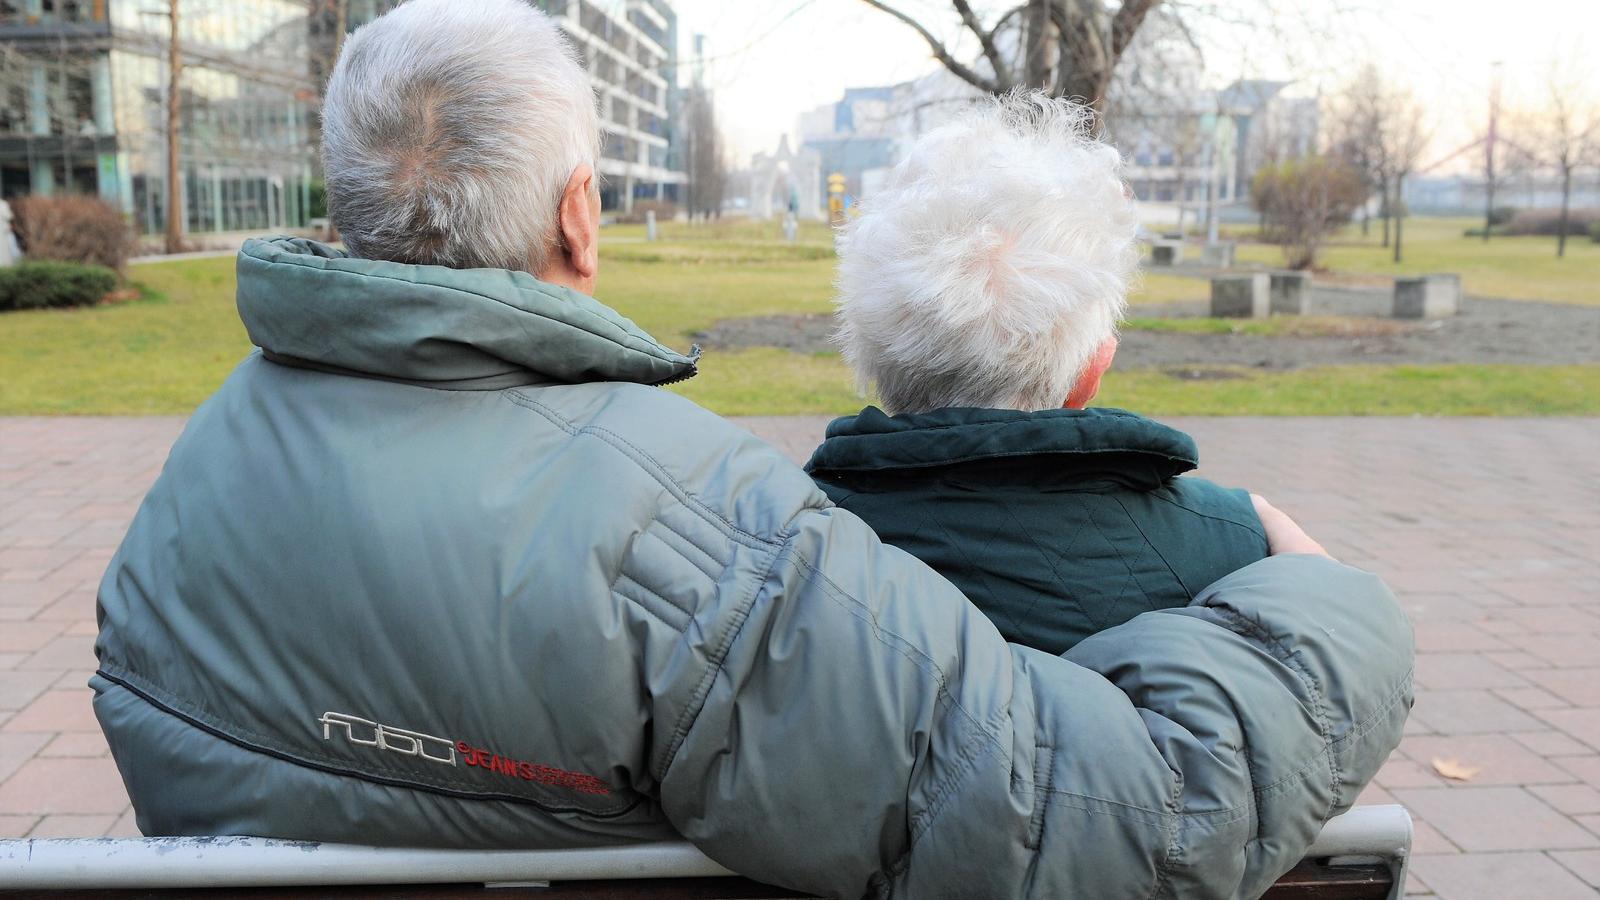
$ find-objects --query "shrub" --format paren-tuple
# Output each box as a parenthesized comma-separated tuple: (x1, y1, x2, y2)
(0, 260, 118, 312)
(1488, 206, 1517, 226)
(12, 195, 137, 273)
(1250, 156, 1368, 269)
(1500, 208, 1600, 237)
(1591, 221, 1600, 244)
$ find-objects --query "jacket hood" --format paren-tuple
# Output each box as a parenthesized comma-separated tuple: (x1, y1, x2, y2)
(235, 236, 698, 389)
(806, 406, 1199, 490)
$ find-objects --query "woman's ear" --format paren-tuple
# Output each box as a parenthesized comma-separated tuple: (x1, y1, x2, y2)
(1064, 337, 1119, 409)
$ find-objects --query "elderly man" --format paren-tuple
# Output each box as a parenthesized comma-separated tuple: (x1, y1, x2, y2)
(93, 2, 1412, 898)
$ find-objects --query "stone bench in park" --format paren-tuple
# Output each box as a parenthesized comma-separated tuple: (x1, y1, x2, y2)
(0, 805, 1413, 899)
(1270, 270, 1313, 315)
(1393, 274, 1461, 319)
(1211, 272, 1270, 317)
(1151, 239, 1184, 266)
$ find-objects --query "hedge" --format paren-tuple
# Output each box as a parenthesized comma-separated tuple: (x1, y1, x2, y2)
(0, 261, 118, 312)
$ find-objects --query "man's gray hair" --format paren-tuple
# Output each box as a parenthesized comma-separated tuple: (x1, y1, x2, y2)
(834, 93, 1140, 414)
(322, 0, 600, 274)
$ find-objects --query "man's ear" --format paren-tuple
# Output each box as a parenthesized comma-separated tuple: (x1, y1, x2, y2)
(1064, 337, 1119, 409)
(557, 164, 599, 281)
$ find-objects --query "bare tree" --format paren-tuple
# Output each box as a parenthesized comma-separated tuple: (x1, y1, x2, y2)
(860, 0, 1163, 127)
(1328, 66, 1427, 260)
(1535, 57, 1599, 258)
(1327, 65, 1388, 241)
(1383, 88, 1428, 264)
(683, 89, 727, 221)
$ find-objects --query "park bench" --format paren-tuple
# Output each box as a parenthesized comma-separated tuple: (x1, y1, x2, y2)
(0, 804, 1409, 899)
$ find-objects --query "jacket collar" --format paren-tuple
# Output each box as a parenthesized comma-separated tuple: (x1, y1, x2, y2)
(805, 406, 1199, 490)
(235, 236, 698, 389)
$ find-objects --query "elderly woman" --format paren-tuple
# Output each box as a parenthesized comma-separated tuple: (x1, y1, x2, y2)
(807, 93, 1275, 654)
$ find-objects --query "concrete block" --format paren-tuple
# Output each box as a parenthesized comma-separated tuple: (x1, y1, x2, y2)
(1211, 273, 1270, 318)
(1270, 271, 1313, 314)
(1394, 274, 1460, 319)
(1151, 240, 1183, 266)
(1201, 241, 1236, 268)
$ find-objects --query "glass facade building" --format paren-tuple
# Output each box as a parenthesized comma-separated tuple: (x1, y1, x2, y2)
(0, 0, 321, 235)
(0, 0, 684, 235)
(540, 0, 684, 212)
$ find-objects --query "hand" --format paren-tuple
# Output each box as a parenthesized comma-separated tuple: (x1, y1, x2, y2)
(1251, 494, 1330, 558)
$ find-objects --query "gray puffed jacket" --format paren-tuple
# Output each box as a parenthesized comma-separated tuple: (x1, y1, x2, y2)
(93, 237, 1414, 899)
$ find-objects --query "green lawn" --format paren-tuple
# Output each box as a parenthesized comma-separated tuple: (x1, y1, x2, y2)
(1234, 216, 1600, 306)
(1, 224, 1595, 416)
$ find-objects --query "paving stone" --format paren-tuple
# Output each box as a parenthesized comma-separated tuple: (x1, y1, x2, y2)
(1, 689, 98, 733)
(1410, 851, 1598, 900)
(16, 635, 97, 671)
(1551, 849, 1600, 888)
(0, 756, 128, 815)
(1524, 668, 1600, 707)
(1490, 687, 1570, 710)
(0, 622, 65, 654)
(1530, 783, 1600, 816)
(1484, 651, 1554, 672)
(1395, 787, 1598, 851)
(26, 813, 117, 837)
(0, 670, 59, 712)
(1410, 690, 1545, 735)
(105, 807, 140, 838)
(38, 731, 109, 758)
(1411, 819, 1459, 854)
(1376, 757, 1447, 789)
(1538, 708, 1600, 753)
(1509, 634, 1600, 668)
(1413, 624, 1513, 655)
(1512, 731, 1593, 758)
(1357, 782, 1395, 805)
(1400, 734, 1576, 786)
(1415, 653, 1529, 691)
(0, 814, 36, 838)
(1554, 755, 1600, 788)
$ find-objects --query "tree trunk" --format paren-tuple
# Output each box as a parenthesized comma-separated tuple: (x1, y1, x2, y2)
(164, 0, 183, 255)
(1022, 0, 1052, 90)
(1557, 167, 1571, 259)
(1380, 184, 1391, 248)
(1392, 175, 1405, 264)
(1482, 177, 1494, 243)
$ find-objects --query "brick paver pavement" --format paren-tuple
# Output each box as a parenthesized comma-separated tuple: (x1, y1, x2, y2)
(3, 415, 1598, 899)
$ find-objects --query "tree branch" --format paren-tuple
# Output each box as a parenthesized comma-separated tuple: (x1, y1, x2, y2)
(1110, 0, 1161, 60)
(953, 0, 1013, 89)
(860, 0, 1001, 94)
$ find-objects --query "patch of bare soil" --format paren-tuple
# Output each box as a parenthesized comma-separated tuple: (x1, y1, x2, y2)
(693, 297, 1600, 370)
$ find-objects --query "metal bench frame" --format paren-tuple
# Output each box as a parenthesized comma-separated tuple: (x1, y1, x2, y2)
(0, 804, 1410, 899)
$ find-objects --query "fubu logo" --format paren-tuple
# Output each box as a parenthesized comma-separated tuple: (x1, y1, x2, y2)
(318, 711, 611, 796)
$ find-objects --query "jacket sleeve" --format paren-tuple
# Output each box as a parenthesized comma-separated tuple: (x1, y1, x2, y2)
(658, 505, 1414, 900)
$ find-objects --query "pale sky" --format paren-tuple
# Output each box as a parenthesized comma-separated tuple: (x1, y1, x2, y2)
(667, 0, 1600, 173)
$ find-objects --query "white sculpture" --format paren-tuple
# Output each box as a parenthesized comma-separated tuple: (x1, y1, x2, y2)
(748, 136, 823, 221)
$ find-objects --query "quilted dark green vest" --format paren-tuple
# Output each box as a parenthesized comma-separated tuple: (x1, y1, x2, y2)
(805, 406, 1269, 654)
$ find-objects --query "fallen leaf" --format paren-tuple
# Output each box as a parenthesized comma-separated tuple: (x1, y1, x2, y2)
(1431, 757, 1481, 782)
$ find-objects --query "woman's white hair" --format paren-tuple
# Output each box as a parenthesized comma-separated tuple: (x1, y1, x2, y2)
(321, 0, 599, 274)
(834, 92, 1140, 414)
